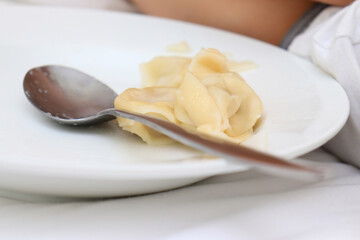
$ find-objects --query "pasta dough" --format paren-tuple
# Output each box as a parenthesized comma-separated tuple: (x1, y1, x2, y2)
(166, 41, 191, 53)
(114, 48, 262, 144)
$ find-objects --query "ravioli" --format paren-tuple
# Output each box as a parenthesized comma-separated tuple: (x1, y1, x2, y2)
(114, 48, 262, 145)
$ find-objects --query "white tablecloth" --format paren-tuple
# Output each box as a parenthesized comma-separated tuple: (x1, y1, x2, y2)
(1, 1, 360, 239)
(0, 149, 359, 240)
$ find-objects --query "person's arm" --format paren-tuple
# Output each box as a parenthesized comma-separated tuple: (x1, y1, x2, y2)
(313, 0, 354, 6)
(131, 0, 315, 45)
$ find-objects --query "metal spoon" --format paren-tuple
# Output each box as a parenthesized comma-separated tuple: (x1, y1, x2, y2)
(23, 65, 320, 180)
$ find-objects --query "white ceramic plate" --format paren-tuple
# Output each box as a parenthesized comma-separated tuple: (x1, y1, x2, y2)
(0, 6, 349, 198)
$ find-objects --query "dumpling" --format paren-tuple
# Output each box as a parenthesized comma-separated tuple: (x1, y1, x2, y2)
(114, 87, 178, 144)
(114, 48, 262, 145)
(140, 56, 190, 88)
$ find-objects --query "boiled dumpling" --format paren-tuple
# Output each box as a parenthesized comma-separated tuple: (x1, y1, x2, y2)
(114, 48, 262, 145)
(140, 56, 190, 88)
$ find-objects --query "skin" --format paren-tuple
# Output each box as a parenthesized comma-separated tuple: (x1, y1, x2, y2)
(132, 0, 354, 45)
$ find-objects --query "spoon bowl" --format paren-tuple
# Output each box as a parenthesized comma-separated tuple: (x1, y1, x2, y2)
(24, 65, 118, 125)
(23, 65, 321, 180)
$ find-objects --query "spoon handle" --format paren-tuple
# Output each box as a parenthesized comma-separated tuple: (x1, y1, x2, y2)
(103, 108, 321, 181)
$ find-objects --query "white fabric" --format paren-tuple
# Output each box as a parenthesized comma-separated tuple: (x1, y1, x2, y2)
(289, 1, 360, 167)
(0, 1, 360, 240)
(0, 149, 359, 240)
(0, 0, 15, 6)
